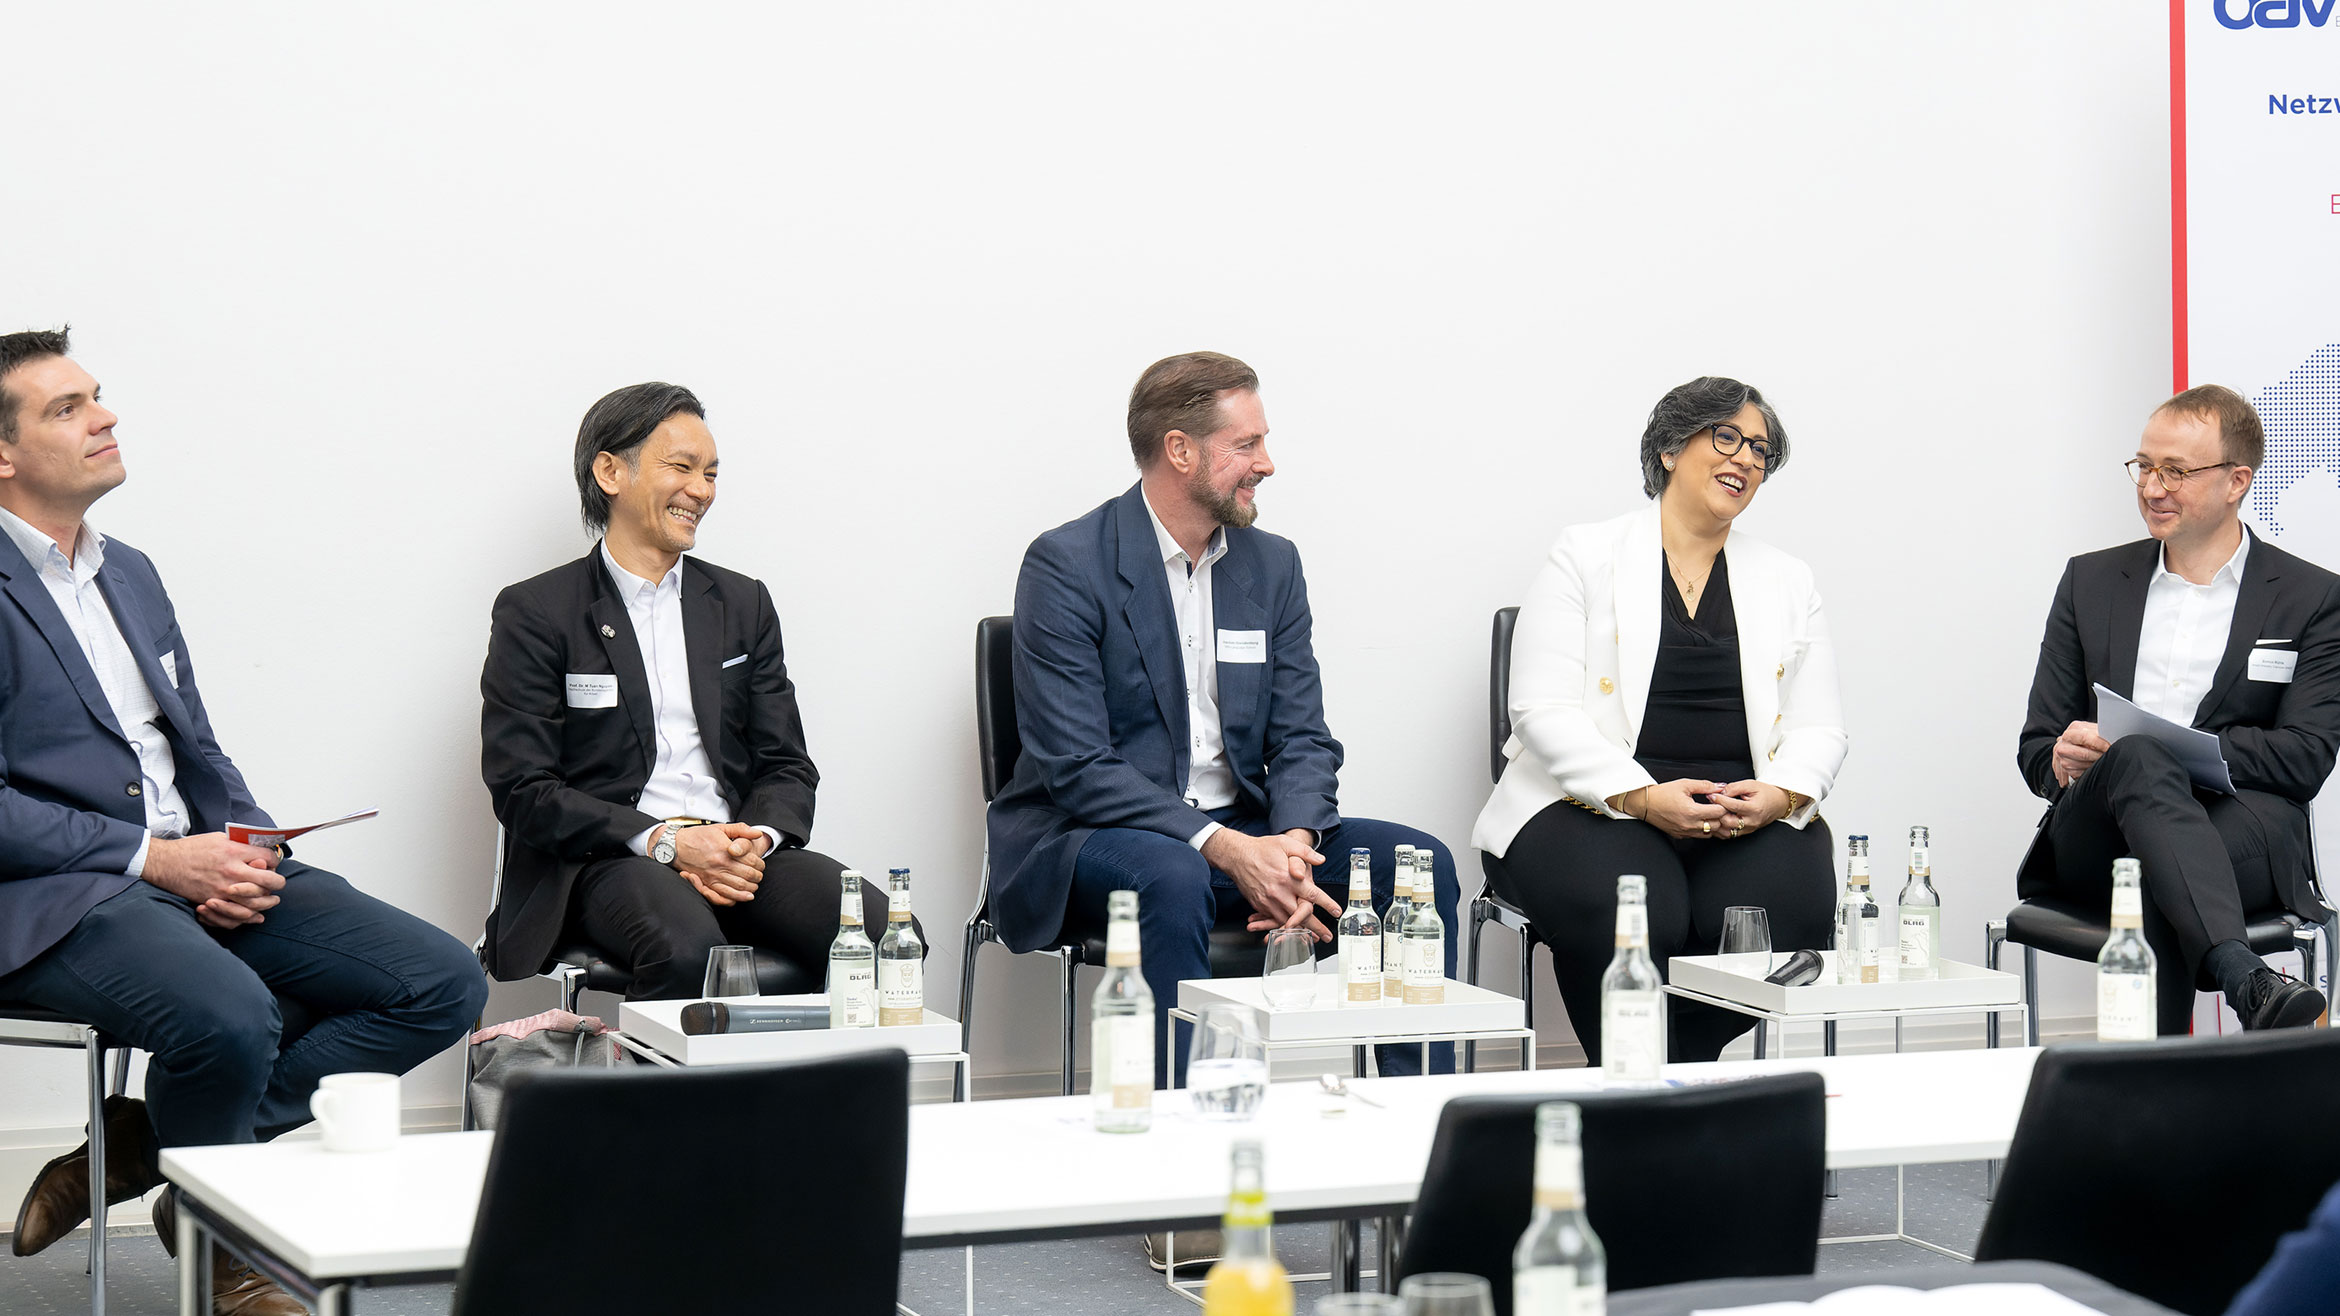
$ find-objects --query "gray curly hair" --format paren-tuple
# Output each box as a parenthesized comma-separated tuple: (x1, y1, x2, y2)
(1639, 376, 1789, 499)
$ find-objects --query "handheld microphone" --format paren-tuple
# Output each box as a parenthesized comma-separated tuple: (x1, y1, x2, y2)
(679, 1002, 833, 1035)
(1762, 949, 1825, 988)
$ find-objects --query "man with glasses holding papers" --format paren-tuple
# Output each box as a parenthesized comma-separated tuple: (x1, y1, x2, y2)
(2017, 385, 2336, 1034)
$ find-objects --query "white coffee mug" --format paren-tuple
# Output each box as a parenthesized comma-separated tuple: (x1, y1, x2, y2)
(309, 1072, 400, 1152)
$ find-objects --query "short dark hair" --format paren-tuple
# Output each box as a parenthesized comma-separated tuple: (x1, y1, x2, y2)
(573, 382, 705, 534)
(1639, 376, 1790, 498)
(2157, 384, 2264, 469)
(0, 327, 72, 443)
(1126, 351, 1259, 469)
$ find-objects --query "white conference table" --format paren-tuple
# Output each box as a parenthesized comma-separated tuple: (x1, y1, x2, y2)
(158, 1046, 2042, 1315)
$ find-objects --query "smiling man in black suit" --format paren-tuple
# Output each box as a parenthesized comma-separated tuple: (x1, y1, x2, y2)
(2018, 384, 2335, 1034)
(480, 382, 891, 998)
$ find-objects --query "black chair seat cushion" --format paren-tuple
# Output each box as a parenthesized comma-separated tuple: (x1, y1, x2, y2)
(548, 943, 818, 998)
(2005, 897, 2300, 962)
(1073, 903, 1276, 978)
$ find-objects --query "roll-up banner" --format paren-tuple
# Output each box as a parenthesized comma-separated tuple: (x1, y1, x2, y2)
(2172, 0, 2339, 1014)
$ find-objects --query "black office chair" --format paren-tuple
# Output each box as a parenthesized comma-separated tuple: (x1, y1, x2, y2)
(1982, 810, 2336, 1045)
(1465, 605, 1545, 1071)
(1975, 1029, 2340, 1315)
(462, 826, 815, 1128)
(451, 1049, 908, 1316)
(958, 615, 1280, 1095)
(1397, 1073, 1825, 1313)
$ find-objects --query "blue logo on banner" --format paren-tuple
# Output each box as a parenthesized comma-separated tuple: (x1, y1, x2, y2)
(2215, 0, 2339, 28)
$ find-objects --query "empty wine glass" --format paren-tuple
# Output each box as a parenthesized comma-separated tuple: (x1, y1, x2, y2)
(1719, 906, 1772, 975)
(1263, 928, 1318, 1010)
(1187, 1004, 1268, 1120)
(1397, 1272, 1495, 1315)
(702, 945, 758, 998)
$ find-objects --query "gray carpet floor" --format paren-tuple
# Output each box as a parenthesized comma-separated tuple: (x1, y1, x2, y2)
(1, 1163, 1990, 1314)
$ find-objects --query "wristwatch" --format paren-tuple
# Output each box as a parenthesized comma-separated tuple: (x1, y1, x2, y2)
(650, 820, 687, 866)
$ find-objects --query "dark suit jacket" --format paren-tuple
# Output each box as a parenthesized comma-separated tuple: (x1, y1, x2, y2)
(0, 531, 270, 980)
(983, 483, 1344, 952)
(2016, 530, 2340, 915)
(479, 547, 818, 979)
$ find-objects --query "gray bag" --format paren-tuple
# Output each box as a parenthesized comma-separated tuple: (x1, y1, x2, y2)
(466, 1009, 634, 1130)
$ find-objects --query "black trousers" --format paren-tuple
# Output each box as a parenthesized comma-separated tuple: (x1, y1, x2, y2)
(1484, 801, 1836, 1064)
(568, 848, 919, 1000)
(2033, 736, 2280, 1035)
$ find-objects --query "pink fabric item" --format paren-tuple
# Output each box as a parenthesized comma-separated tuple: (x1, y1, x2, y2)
(469, 1008, 607, 1046)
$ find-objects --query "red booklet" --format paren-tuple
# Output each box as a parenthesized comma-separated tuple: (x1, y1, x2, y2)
(227, 809, 379, 850)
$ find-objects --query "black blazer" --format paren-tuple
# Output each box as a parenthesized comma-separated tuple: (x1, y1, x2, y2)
(479, 547, 818, 979)
(2016, 530, 2340, 915)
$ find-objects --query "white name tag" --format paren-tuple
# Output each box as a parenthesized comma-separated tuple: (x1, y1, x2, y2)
(721, 653, 748, 669)
(159, 651, 179, 688)
(565, 673, 620, 708)
(1216, 629, 1267, 663)
(2248, 649, 2298, 684)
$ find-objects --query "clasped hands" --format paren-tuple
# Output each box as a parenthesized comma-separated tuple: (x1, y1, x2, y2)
(142, 833, 285, 929)
(1608, 779, 1794, 841)
(663, 823, 773, 906)
(1203, 827, 1343, 941)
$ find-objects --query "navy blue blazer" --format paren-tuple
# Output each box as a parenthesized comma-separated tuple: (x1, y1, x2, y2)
(984, 483, 1343, 952)
(0, 530, 269, 980)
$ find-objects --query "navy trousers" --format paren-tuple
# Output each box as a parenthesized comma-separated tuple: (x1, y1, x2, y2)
(1071, 812, 1461, 1085)
(0, 863, 486, 1159)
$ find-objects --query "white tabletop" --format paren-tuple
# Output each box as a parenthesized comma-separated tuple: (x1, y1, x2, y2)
(1174, 975, 1526, 1042)
(159, 1046, 2041, 1281)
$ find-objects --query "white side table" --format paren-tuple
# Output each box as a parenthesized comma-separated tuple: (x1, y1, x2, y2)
(619, 995, 974, 1101)
(1171, 975, 1534, 1078)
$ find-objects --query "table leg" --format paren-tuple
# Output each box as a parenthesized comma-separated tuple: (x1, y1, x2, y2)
(177, 1204, 205, 1316)
(1377, 1215, 1405, 1290)
(1893, 1016, 1904, 1053)
(1752, 1020, 1768, 1061)
(317, 1282, 350, 1316)
(1331, 1220, 1361, 1292)
(954, 1056, 969, 1103)
(1352, 1045, 1367, 1079)
(1821, 1018, 1838, 1198)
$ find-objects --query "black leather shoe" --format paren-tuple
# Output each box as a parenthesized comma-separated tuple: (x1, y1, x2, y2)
(10, 1095, 158, 1256)
(2241, 969, 2326, 1031)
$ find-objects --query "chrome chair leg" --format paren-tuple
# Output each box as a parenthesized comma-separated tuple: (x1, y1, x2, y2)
(2022, 945, 2041, 1047)
(957, 918, 986, 1074)
(1984, 919, 2007, 1048)
(1058, 948, 1079, 1097)
(83, 1028, 107, 1315)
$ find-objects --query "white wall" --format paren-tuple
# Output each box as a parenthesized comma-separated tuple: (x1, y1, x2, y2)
(2, 1, 2169, 1137)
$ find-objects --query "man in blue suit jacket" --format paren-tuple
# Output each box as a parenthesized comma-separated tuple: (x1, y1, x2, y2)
(0, 331, 483, 1311)
(986, 351, 1460, 1083)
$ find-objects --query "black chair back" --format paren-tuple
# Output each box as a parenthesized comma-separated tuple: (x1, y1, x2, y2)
(1490, 606, 1518, 785)
(1398, 1073, 1824, 1311)
(1975, 1030, 2340, 1315)
(977, 615, 1020, 804)
(452, 1050, 910, 1316)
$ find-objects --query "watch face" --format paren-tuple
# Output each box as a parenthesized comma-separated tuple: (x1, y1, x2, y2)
(653, 834, 677, 864)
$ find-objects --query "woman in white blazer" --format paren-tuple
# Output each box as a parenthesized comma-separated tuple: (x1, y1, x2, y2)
(1471, 376, 1847, 1064)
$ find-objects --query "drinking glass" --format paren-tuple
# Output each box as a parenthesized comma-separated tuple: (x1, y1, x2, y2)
(1397, 1272, 1495, 1316)
(702, 945, 759, 998)
(1187, 1004, 1268, 1120)
(1262, 928, 1318, 1010)
(1317, 1297, 1404, 1315)
(1719, 905, 1772, 975)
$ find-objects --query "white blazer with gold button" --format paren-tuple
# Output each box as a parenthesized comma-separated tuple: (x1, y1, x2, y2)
(1472, 503, 1847, 859)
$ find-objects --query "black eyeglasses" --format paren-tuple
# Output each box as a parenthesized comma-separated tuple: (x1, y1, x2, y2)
(2124, 458, 2235, 489)
(1709, 424, 1780, 472)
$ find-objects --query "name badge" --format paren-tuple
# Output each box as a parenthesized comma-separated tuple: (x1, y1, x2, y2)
(1216, 629, 1267, 663)
(565, 673, 620, 708)
(2247, 649, 2298, 684)
(159, 651, 180, 688)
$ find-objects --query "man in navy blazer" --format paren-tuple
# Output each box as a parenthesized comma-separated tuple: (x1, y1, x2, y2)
(986, 351, 1460, 1082)
(0, 331, 483, 1311)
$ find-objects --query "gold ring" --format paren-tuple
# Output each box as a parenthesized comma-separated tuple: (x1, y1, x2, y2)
(1701, 821, 1712, 834)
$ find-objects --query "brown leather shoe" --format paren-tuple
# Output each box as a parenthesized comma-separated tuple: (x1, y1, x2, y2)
(153, 1190, 307, 1315)
(11, 1094, 158, 1256)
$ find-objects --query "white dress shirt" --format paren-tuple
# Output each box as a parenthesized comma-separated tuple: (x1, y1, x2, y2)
(2134, 530, 2250, 725)
(600, 545, 780, 859)
(1143, 497, 1236, 850)
(0, 506, 188, 877)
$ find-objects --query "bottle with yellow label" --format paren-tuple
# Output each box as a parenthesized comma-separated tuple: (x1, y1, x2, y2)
(1200, 1140, 1293, 1316)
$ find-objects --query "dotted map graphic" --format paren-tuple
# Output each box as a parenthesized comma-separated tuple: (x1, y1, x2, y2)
(2246, 343, 2340, 541)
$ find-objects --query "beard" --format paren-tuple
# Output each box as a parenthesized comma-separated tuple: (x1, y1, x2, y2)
(1190, 467, 1261, 529)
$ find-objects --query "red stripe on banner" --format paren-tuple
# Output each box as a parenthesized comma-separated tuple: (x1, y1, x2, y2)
(2170, 0, 2188, 392)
